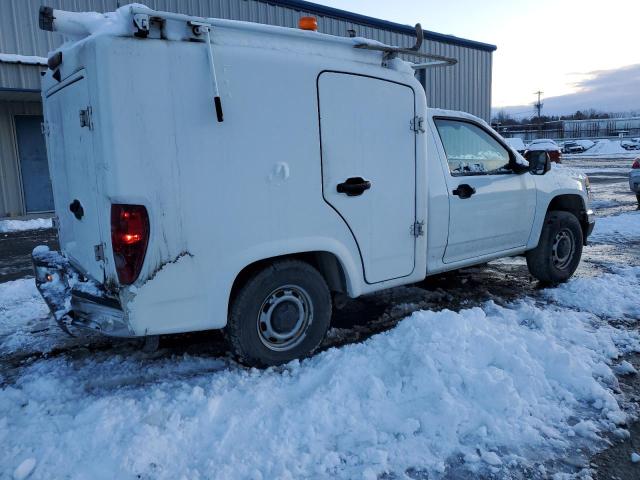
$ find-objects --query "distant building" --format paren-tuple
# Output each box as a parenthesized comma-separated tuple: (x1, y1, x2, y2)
(497, 117, 640, 142)
(562, 117, 640, 139)
(0, 0, 496, 218)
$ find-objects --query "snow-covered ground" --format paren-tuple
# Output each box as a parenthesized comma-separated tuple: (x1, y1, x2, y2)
(0, 218, 52, 234)
(1, 164, 639, 479)
(1, 283, 639, 480)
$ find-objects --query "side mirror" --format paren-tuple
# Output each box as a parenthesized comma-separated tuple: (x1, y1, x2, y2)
(525, 150, 551, 175)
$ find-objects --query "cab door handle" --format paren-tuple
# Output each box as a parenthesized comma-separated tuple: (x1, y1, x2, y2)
(337, 177, 371, 196)
(452, 184, 476, 199)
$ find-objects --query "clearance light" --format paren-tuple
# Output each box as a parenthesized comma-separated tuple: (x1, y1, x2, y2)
(298, 16, 318, 31)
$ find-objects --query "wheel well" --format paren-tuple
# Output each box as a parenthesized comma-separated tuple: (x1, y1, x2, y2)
(229, 252, 348, 309)
(547, 194, 589, 242)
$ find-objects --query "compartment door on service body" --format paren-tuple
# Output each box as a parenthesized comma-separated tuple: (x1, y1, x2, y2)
(44, 73, 105, 282)
(318, 72, 416, 283)
(432, 117, 537, 264)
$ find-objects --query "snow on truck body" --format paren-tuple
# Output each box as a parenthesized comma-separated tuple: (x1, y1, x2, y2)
(35, 5, 594, 366)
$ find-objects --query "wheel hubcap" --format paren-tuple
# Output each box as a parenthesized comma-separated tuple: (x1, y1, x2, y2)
(551, 228, 575, 269)
(257, 285, 313, 351)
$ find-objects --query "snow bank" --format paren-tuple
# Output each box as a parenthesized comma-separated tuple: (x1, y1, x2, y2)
(2, 286, 639, 478)
(0, 53, 47, 66)
(0, 279, 53, 356)
(544, 267, 640, 319)
(0, 218, 52, 233)
(565, 140, 639, 159)
(590, 211, 640, 244)
(589, 140, 630, 156)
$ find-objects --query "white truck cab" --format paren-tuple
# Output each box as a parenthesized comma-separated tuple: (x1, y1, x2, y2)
(33, 5, 594, 366)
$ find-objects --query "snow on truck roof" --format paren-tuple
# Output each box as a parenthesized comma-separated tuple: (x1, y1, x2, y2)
(40, 4, 457, 72)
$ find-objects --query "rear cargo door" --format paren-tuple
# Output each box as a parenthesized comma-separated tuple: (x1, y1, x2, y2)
(318, 72, 416, 283)
(44, 73, 105, 281)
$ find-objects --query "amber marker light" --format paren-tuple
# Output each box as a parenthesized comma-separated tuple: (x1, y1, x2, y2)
(298, 16, 318, 31)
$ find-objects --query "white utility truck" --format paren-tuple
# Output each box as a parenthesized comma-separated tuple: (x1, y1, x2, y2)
(34, 5, 594, 366)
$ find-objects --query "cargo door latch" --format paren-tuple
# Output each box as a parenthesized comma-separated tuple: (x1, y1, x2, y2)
(79, 107, 93, 130)
(94, 243, 105, 262)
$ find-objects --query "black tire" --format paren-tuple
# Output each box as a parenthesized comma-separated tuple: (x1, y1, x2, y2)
(526, 211, 583, 284)
(226, 260, 332, 367)
(636, 193, 640, 206)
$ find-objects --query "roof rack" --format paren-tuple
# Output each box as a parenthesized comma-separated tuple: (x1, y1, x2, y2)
(354, 23, 457, 69)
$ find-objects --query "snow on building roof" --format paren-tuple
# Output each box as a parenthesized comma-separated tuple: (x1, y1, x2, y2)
(0, 53, 47, 66)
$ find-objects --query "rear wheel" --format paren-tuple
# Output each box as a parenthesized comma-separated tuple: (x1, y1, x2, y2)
(226, 260, 332, 367)
(636, 193, 640, 206)
(526, 211, 583, 284)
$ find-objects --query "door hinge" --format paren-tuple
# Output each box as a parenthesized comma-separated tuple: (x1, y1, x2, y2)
(411, 221, 425, 237)
(410, 115, 425, 133)
(41, 121, 50, 136)
(79, 106, 93, 130)
(94, 243, 105, 262)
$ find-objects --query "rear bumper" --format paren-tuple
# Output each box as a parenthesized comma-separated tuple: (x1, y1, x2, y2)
(32, 247, 134, 337)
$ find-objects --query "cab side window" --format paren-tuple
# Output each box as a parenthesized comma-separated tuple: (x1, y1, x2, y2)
(434, 118, 511, 176)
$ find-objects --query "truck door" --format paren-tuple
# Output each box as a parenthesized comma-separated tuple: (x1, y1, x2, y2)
(432, 117, 537, 264)
(318, 72, 416, 283)
(44, 72, 106, 282)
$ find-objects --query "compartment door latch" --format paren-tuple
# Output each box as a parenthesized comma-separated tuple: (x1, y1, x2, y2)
(94, 243, 105, 262)
(79, 107, 93, 130)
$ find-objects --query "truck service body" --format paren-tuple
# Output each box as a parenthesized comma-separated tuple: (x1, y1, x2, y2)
(34, 6, 594, 365)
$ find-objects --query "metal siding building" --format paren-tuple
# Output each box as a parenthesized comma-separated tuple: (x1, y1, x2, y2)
(0, 0, 495, 217)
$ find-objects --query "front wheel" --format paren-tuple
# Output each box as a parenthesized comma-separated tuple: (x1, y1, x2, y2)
(526, 211, 583, 284)
(226, 260, 332, 367)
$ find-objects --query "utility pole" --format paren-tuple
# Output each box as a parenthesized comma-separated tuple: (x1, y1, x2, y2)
(533, 90, 543, 122)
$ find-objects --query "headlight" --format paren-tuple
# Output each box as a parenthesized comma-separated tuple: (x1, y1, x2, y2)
(584, 175, 592, 199)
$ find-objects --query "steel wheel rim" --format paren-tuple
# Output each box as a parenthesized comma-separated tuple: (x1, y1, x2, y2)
(257, 284, 313, 352)
(551, 228, 575, 270)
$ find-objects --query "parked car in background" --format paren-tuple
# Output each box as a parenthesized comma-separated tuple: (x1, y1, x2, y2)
(621, 139, 640, 151)
(562, 139, 595, 154)
(562, 141, 586, 154)
(630, 158, 640, 205)
(527, 139, 562, 163)
(504, 137, 526, 154)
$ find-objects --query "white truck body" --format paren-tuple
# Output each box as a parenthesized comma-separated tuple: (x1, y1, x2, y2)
(35, 7, 593, 356)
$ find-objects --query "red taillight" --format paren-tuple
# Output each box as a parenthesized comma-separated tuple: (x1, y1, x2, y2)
(632, 159, 640, 169)
(111, 204, 149, 284)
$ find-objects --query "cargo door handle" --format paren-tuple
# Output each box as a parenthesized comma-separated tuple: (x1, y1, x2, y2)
(337, 177, 371, 196)
(452, 184, 476, 199)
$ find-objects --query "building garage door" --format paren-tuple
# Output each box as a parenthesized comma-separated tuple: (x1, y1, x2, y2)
(15, 115, 54, 213)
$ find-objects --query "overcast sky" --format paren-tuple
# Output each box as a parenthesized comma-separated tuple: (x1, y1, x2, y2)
(318, 0, 640, 116)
